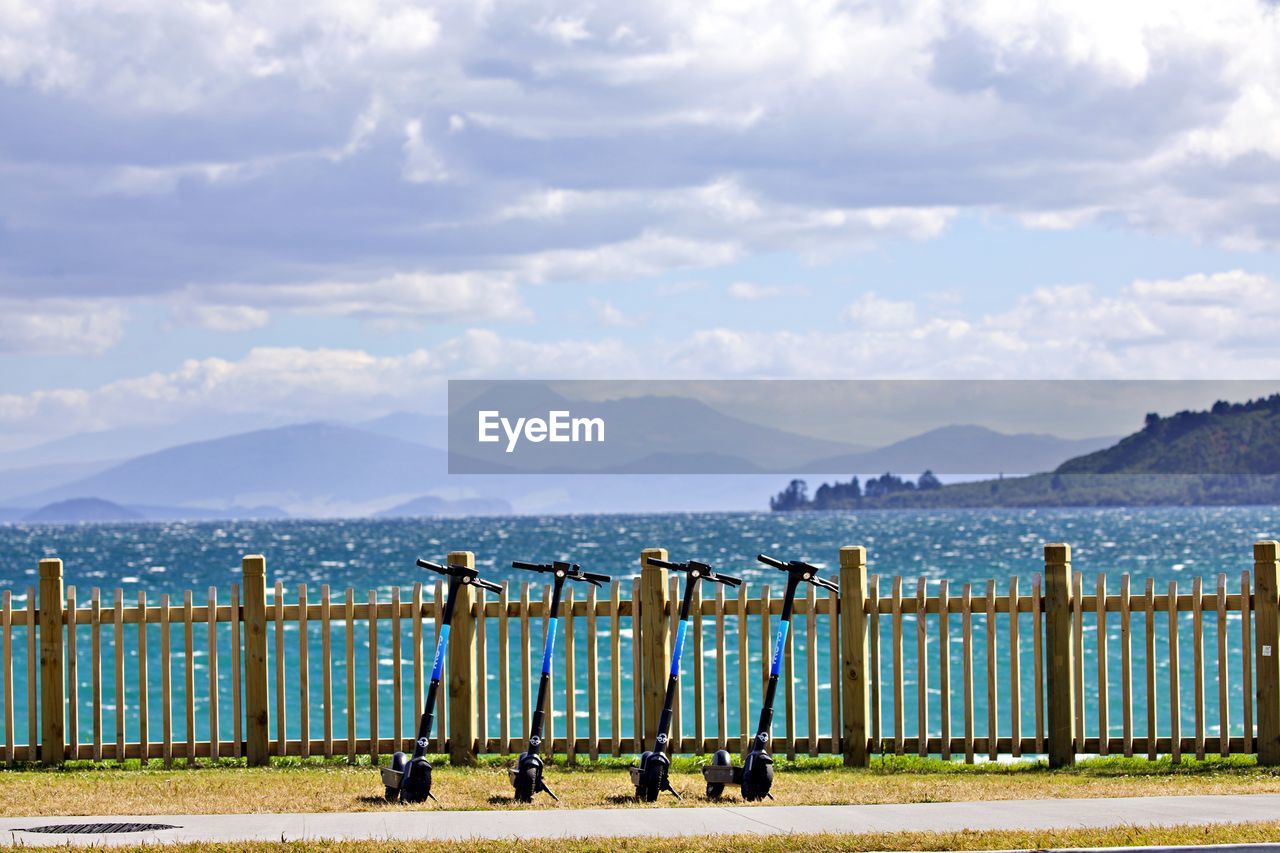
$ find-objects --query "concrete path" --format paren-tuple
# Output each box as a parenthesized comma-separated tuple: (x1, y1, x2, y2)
(2, 793, 1278, 847)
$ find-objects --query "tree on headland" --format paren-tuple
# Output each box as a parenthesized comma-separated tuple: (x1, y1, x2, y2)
(772, 472, 937, 510)
(769, 479, 809, 511)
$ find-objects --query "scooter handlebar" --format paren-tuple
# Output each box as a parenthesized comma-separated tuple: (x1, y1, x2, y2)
(417, 558, 447, 574)
(512, 559, 609, 587)
(758, 553, 836, 592)
(648, 556, 740, 587)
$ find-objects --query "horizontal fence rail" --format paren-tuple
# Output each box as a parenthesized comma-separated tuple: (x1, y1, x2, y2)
(3, 542, 1280, 769)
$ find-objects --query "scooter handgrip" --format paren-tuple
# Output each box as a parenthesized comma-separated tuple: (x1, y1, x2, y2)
(645, 557, 682, 570)
(714, 572, 743, 587)
(511, 560, 548, 572)
(474, 577, 504, 593)
(756, 554, 786, 570)
(416, 558, 447, 574)
(811, 576, 839, 592)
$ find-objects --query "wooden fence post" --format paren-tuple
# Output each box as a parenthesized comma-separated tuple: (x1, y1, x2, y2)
(1044, 543, 1075, 768)
(243, 554, 270, 766)
(37, 558, 65, 765)
(639, 548, 670, 748)
(839, 546, 869, 767)
(1254, 541, 1280, 765)
(447, 550, 478, 766)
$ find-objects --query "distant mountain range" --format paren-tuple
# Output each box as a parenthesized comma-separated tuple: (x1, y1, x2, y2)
(776, 395, 1280, 510)
(799, 424, 1115, 475)
(0, 388, 1129, 520)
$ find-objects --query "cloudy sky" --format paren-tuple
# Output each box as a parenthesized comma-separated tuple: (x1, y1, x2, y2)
(3, 0, 1280, 451)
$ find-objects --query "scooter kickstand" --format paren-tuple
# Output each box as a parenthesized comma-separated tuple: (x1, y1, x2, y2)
(539, 781, 560, 802)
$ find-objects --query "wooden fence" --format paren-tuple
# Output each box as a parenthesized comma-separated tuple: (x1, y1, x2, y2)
(4, 541, 1280, 768)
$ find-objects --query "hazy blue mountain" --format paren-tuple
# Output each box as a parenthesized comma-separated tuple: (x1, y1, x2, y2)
(0, 459, 121, 502)
(23, 498, 144, 522)
(9, 419, 789, 516)
(449, 384, 867, 473)
(803, 425, 1118, 476)
(596, 452, 765, 474)
(375, 495, 512, 518)
(0, 415, 273, 468)
(358, 412, 448, 449)
(16, 423, 449, 514)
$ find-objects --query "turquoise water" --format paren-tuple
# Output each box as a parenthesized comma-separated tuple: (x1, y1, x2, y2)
(1, 507, 1277, 754)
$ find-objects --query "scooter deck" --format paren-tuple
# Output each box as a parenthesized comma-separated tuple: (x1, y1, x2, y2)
(701, 764, 742, 785)
(380, 766, 404, 790)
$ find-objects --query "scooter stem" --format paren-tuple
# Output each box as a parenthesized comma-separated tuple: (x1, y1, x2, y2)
(411, 575, 462, 761)
(650, 575, 698, 755)
(751, 571, 802, 754)
(526, 572, 567, 755)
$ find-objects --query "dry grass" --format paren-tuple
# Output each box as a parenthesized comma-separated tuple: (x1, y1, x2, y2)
(16, 821, 1280, 852)
(4, 754, 1280, 817)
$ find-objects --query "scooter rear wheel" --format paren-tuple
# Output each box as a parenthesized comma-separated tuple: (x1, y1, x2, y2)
(513, 764, 538, 803)
(705, 749, 731, 799)
(635, 751, 664, 802)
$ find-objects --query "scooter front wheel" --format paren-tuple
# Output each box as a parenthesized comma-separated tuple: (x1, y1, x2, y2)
(704, 749, 731, 799)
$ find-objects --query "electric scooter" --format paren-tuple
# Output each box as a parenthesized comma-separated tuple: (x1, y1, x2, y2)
(508, 559, 611, 803)
(631, 556, 741, 802)
(702, 553, 838, 801)
(381, 556, 502, 803)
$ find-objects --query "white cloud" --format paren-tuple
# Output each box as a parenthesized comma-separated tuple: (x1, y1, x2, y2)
(727, 282, 784, 301)
(194, 272, 530, 323)
(402, 119, 449, 183)
(591, 299, 640, 327)
(7, 269, 1280, 441)
(728, 270, 1280, 378)
(0, 333, 638, 436)
(0, 298, 127, 355)
(170, 303, 270, 333)
(536, 16, 592, 45)
(846, 293, 918, 328)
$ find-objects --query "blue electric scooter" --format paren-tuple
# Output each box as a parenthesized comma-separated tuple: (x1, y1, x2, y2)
(702, 553, 837, 801)
(630, 556, 741, 802)
(508, 559, 611, 802)
(381, 556, 502, 803)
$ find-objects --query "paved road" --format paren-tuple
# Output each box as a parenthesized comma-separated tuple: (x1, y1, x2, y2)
(2, 793, 1279, 847)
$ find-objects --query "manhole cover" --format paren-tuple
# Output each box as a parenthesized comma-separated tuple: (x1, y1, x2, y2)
(17, 823, 179, 834)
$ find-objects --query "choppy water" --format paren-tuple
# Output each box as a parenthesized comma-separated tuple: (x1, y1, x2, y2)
(1, 507, 1277, 755)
